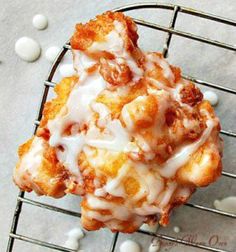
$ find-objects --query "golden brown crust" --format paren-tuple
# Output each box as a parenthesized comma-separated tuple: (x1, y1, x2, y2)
(39, 77, 78, 130)
(71, 12, 138, 52)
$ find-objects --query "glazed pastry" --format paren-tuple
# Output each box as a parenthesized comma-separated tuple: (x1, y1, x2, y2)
(14, 11, 223, 233)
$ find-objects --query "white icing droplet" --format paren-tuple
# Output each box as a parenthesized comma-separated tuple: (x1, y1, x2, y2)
(64, 239, 79, 250)
(173, 226, 180, 233)
(59, 64, 76, 77)
(140, 223, 159, 233)
(64, 228, 84, 250)
(119, 240, 141, 252)
(203, 91, 218, 106)
(67, 228, 84, 240)
(45, 46, 60, 62)
(149, 238, 160, 252)
(32, 14, 48, 30)
(15, 37, 41, 62)
(214, 196, 236, 214)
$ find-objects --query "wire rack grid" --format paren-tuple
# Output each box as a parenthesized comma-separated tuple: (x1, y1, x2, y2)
(7, 2, 236, 252)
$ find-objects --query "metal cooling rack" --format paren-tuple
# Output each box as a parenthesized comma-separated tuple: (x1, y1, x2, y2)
(7, 2, 236, 252)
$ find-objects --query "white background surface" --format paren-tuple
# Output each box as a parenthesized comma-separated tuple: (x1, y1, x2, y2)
(1, 0, 236, 251)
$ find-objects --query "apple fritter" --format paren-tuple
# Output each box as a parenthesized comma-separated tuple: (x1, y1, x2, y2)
(14, 11, 222, 233)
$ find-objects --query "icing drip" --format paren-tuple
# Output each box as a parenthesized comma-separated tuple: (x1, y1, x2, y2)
(159, 119, 215, 178)
(159, 181, 177, 207)
(64, 227, 84, 250)
(86, 119, 130, 151)
(140, 223, 159, 233)
(55, 134, 85, 177)
(104, 163, 130, 197)
(203, 90, 218, 106)
(148, 238, 161, 252)
(48, 72, 106, 177)
(89, 21, 143, 82)
(86, 194, 131, 221)
(73, 50, 96, 74)
(59, 64, 76, 77)
(91, 102, 111, 128)
(134, 163, 164, 203)
(14, 137, 44, 192)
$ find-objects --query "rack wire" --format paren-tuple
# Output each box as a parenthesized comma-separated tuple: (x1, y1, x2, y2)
(7, 2, 236, 252)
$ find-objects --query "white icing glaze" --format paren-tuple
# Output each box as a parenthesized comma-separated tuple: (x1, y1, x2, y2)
(48, 72, 106, 177)
(159, 181, 177, 208)
(64, 239, 79, 250)
(86, 194, 131, 220)
(67, 227, 84, 240)
(55, 134, 85, 177)
(140, 223, 159, 233)
(159, 119, 215, 178)
(73, 50, 96, 75)
(203, 90, 218, 106)
(88, 21, 143, 82)
(134, 162, 164, 203)
(121, 105, 134, 130)
(64, 227, 84, 250)
(136, 135, 152, 153)
(119, 240, 141, 252)
(124, 142, 140, 154)
(32, 14, 48, 30)
(214, 196, 236, 214)
(134, 204, 161, 216)
(175, 186, 192, 199)
(94, 188, 107, 197)
(15, 37, 41, 62)
(59, 64, 76, 77)
(104, 163, 130, 197)
(14, 137, 44, 187)
(148, 238, 160, 252)
(45, 46, 60, 62)
(91, 102, 111, 128)
(86, 119, 130, 151)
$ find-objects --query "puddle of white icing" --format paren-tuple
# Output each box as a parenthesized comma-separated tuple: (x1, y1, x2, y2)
(64, 228, 84, 250)
(59, 64, 76, 77)
(148, 238, 160, 252)
(32, 14, 48, 30)
(45, 46, 60, 62)
(15, 37, 41, 62)
(214, 196, 236, 214)
(140, 223, 159, 233)
(203, 91, 218, 106)
(119, 240, 141, 252)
